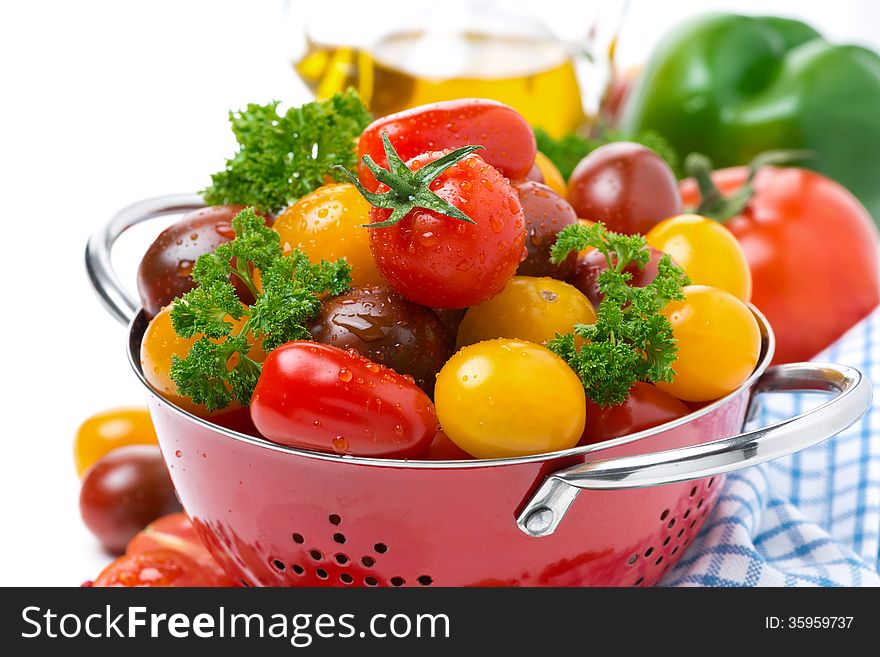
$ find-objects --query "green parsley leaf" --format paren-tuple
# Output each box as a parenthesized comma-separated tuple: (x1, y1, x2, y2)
(547, 223, 689, 407)
(202, 90, 373, 214)
(168, 207, 352, 410)
(534, 128, 681, 180)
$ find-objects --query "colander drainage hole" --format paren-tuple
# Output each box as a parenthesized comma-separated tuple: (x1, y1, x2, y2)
(340, 573, 354, 584)
(677, 528, 685, 538)
(660, 509, 670, 521)
(417, 576, 433, 586)
(633, 577, 644, 587)
(292, 564, 305, 575)
(689, 486, 698, 498)
(361, 556, 375, 568)
(662, 537, 671, 547)
(292, 533, 305, 544)
(390, 577, 405, 587)
(655, 556, 663, 566)
(671, 546, 679, 556)
(335, 553, 349, 565)
(272, 559, 286, 572)
(626, 554, 638, 566)
(364, 576, 378, 587)
(333, 533, 346, 544)
(310, 549, 324, 561)
(708, 477, 716, 489)
(329, 514, 342, 525)
(683, 509, 691, 519)
(374, 543, 388, 554)
(644, 547, 654, 558)
(316, 568, 328, 580)
(667, 518, 676, 530)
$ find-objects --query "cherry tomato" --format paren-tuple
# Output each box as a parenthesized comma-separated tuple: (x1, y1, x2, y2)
(93, 549, 222, 587)
(368, 150, 526, 308)
(80, 445, 181, 554)
(513, 181, 578, 279)
(657, 285, 761, 402)
(136, 205, 264, 318)
(358, 99, 536, 191)
(273, 183, 384, 287)
(457, 276, 596, 348)
(308, 286, 451, 396)
(426, 428, 473, 461)
(567, 142, 681, 235)
(647, 214, 752, 302)
(582, 382, 690, 445)
(568, 246, 668, 308)
(250, 342, 436, 458)
(140, 304, 264, 416)
(74, 407, 157, 477)
(533, 151, 567, 197)
(435, 339, 585, 458)
(127, 513, 235, 585)
(681, 166, 880, 364)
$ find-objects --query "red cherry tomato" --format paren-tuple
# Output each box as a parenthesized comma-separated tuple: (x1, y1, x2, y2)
(568, 246, 668, 308)
(567, 142, 681, 235)
(582, 382, 690, 445)
(127, 513, 235, 585)
(681, 166, 880, 364)
(250, 342, 437, 458)
(93, 549, 224, 587)
(357, 99, 536, 192)
(426, 428, 473, 461)
(368, 150, 526, 308)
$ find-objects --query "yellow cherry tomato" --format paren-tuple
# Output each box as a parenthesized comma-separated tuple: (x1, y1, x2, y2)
(435, 339, 586, 458)
(140, 305, 265, 416)
(456, 276, 597, 348)
(273, 183, 384, 287)
(656, 285, 761, 402)
(74, 407, 157, 477)
(534, 151, 567, 197)
(647, 214, 752, 302)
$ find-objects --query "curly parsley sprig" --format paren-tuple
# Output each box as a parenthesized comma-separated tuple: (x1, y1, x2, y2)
(547, 223, 689, 407)
(202, 90, 373, 213)
(169, 208, 351, 410)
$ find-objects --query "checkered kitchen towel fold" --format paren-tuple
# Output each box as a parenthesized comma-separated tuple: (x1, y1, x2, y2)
(662, 308, 880, 587)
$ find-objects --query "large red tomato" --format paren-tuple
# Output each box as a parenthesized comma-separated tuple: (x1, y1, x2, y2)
(681, 166, 880, 364)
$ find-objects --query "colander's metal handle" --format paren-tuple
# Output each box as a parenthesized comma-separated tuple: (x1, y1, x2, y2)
(85, 193, 206, 325)
(517, 362, 871, 537)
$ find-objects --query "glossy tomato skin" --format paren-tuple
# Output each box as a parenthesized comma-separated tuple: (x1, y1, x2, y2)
(251, 342, 437, 458)
(658, 285, 761, 403)
(681, 166, 880, 364)
(647, 214, 752, 302)
(358, 99, 536, 191)
(567, 142, 681, 234)
(513, 181, 578, 279)
(309, 286, 451, 396)
(581, 382, 690, 445)
(368, 150, 526, 308)
(569, 246, 667, 308)
(273, 183, 384, 287)
(74, 407, 157, 477)
(533, 152, 567, 197)
(127, 513, 235, 585)
(80, 445, 181, 554)
(137, 205, 258, 318)
(435, 339, 586, 459)
(426, 428, 473, 461)
(457, 276, 596, 348)
(93, 549, 221, 587)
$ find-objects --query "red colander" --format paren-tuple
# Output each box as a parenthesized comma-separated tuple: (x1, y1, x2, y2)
(86, 195, 871, 587)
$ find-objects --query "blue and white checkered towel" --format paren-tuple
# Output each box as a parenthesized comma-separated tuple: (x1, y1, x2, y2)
(663, 308, 880, 587)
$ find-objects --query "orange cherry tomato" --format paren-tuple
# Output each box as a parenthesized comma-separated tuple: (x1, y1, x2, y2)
(74, 407, 157, 477)
(273, 183, 384, 287)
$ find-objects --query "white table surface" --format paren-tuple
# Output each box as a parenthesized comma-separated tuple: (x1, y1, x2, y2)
(2, 0, 876, 586)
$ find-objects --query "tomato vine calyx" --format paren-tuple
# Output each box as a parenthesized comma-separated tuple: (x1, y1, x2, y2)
(686, 150, 813, 222)
(334, 131, 484, 228)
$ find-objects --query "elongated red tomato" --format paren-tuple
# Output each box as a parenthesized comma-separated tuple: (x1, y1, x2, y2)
(250, 342, 436, 458)
(358, 99, 536, 191)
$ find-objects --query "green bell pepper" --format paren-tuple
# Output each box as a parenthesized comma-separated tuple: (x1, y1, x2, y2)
(619, 13, 880, 222)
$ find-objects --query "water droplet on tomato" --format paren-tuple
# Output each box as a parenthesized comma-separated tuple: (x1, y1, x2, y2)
(174, 450, 182, 458)
(338, 368, 353, 383)
(177, 260, 194, 277)
(313, 419, 322, 429)
(332, 436, 349, 454)
(540, 289, 558, 303)
(489, 215, 503, 234)
(215, 222, 235, 239)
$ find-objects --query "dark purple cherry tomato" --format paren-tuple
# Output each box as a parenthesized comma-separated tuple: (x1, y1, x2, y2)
(567, 142, 681, 235)
(514, 181, 578, 279)
(569, 246, 667, 308)
(581, 382, 690, 445)
(309, 286, 451, 396)
(251, 342, 437, 458)
(80, 445, 181, 554)
(136, 205, 265, 318)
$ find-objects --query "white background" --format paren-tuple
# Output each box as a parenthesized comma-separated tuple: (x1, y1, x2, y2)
(1, 0, 878, 586)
